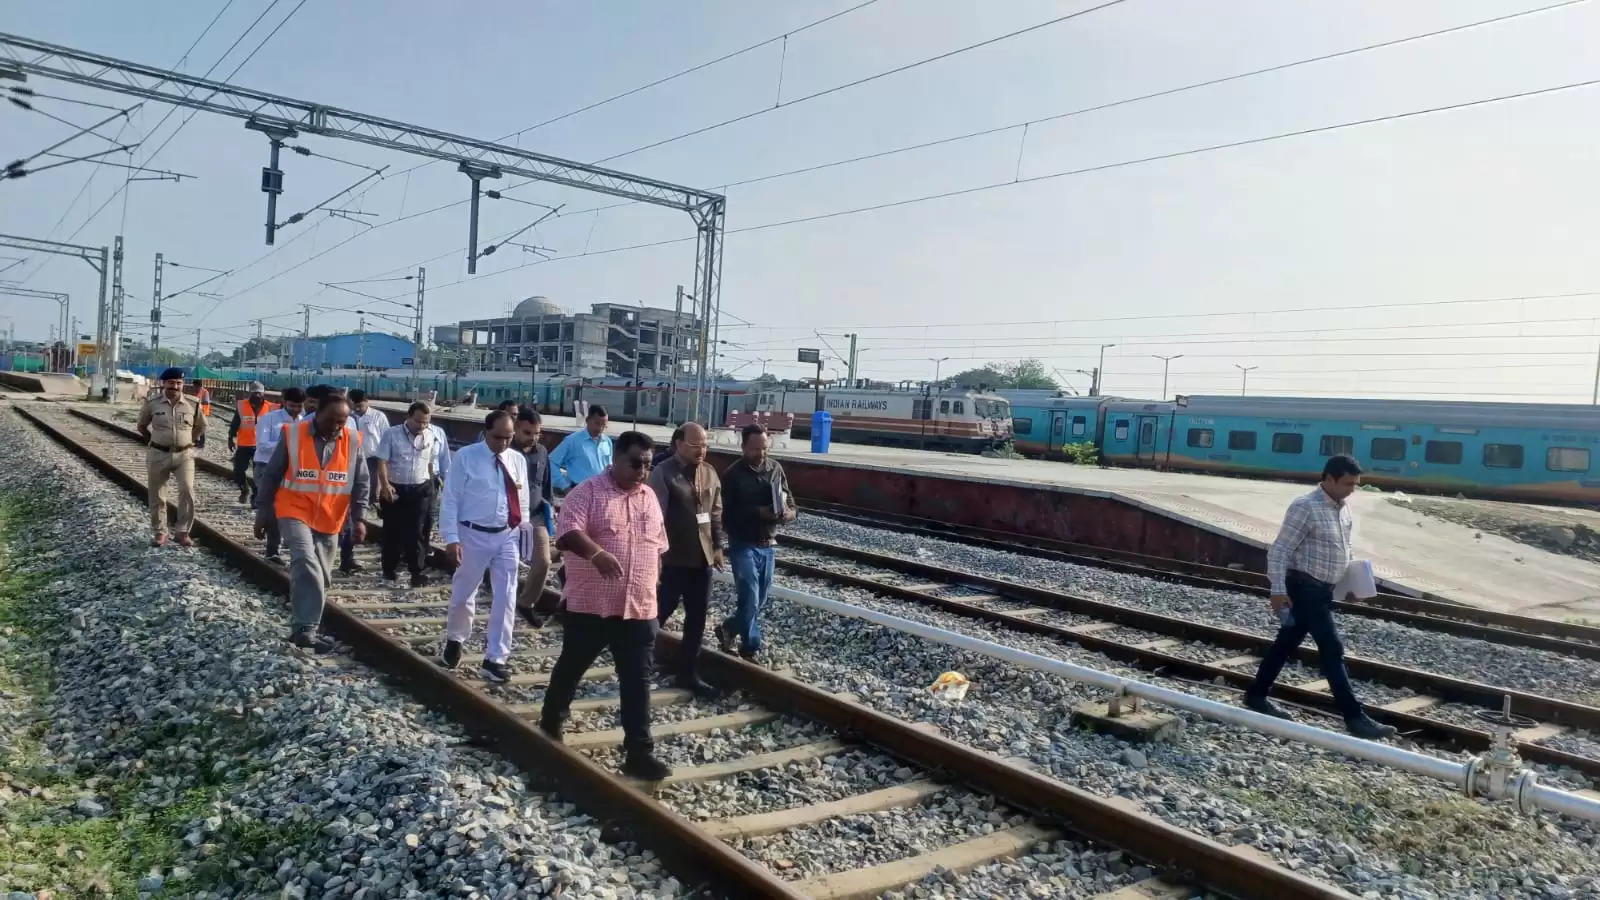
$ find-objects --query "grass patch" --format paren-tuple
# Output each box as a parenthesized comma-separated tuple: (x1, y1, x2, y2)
(0, 489, 320, 896)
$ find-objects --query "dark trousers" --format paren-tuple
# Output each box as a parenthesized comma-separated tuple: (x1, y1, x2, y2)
(231, 447, 254, 498)
(1249, 570, 1364, 721)
(380, 482, 433, 576)
(338, 456, 382, 568)
(658, 565, 712, 680)
(540, 613, 657, 752)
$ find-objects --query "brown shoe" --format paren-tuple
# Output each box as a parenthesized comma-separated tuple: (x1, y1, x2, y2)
(151, 533, 168, 547)
(175, 533, 195, 548)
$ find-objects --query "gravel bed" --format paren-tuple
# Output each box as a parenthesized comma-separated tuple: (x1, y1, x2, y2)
(732, 791, 1031, 881)
(788, 516, 1600, 706)
(586, 717, 836, 771)
(565, 695, 751, 734)
(717, 566, 1600, 899)
(657, 749, 916, 821)
(1542, 730, 1600, 762)
(889, 843, 1142, 899)
(0, 408, 677, 898)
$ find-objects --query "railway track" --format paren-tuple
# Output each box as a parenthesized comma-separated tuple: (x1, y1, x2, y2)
(773, 531, 1600, 780)
(15, 403, 1350, 899)
(800, 501, 1600, 659)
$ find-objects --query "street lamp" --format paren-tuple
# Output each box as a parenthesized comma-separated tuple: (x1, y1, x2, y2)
(920, 357, 950, 452)
(1152, 354, 1183, 401)
(1235, 364, 1258, 396)
(1094, 343, 1116, 396)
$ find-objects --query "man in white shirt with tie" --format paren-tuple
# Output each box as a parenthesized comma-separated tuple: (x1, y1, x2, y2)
(438, 409, 530, 683)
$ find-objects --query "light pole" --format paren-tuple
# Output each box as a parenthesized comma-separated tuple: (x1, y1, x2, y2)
(920, 357, 950, 451)
(1235, 364, 1258, 396)
(1094, 344, 1116, 396)
(1152, 354, 1183, 400)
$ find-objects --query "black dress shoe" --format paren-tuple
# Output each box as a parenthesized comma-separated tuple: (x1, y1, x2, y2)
(1346, 715, 1397, 740)
(674, 676, 721, 700)
(439, 639, 463, 670)
(516, 605, 546, 629)
(1244, 694, 1293, 720)
(409, 571, 429, 587)
(622, 750, 671, 781)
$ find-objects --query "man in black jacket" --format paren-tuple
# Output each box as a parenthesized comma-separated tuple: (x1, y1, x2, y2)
(715, 424, 796, 658)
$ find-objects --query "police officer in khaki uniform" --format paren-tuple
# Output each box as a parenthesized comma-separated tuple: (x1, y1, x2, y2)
(136, 367, 207, 547)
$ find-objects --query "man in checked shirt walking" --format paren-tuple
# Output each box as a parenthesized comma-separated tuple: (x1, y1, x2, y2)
(1245, 455, 1396, 740)
(538, 430, 672, 780)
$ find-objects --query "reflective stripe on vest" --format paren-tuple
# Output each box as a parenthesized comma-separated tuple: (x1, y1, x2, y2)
(235, 398, 277, 447)
(274, 420, 354, 534)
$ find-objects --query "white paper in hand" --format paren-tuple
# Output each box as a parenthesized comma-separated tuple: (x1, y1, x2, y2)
(1334, 559, 1378, 600)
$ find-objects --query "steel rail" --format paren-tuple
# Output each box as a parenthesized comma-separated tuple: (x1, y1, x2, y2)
(17, 405, 801, 898)
(800, 500, 1600, 651)
(28, 405, 1358, 899)
(780, 533, 1600, 732)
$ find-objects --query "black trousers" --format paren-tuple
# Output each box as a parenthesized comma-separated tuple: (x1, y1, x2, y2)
(541, 613, 657, 752)
(658, 565, 712, 680)
(1249, 570, 1365, 721)
(380, 481, 433, 576)
(231, 447, 254, 496)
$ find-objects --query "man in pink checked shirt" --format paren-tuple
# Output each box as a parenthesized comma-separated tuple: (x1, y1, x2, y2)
(538, 430, 672, 780)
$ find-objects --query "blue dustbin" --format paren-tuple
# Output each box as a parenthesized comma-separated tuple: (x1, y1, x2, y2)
(810, 409, 833, 454)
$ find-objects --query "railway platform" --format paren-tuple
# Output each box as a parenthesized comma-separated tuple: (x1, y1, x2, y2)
(386, 401, 1600, 620)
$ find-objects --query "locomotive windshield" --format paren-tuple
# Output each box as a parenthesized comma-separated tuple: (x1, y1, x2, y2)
(974, 397, 1010, 419)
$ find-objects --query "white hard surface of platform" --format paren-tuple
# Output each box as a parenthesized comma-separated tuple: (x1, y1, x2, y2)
(391, 402, 1600, 619)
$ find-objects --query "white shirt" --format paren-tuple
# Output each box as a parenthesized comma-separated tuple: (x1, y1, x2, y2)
(252, 409, 297, 463)
(439, 441, 530, 545)
(377, 422, 442, 486)
(429, 424, 453, 479)
(352, 408, 390, 456)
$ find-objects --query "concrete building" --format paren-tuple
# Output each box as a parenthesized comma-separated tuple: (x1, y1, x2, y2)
(453, 296, 700, 380)
(290, 332, 414, 370)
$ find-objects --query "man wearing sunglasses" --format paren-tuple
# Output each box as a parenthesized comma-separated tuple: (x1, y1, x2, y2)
(540, 431, 671, 780)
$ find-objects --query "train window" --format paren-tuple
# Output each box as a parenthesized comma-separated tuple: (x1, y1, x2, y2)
(1228, 430, 1257, 451)
(939, 400, 950, 414)
(1271, 433, 1303, 454)
(1186, 428, 1214, 448)
(1547, 447, 1590, 472)
(1483, 443, 1524, 469)
(1052, 417, 1065, 434)
(953, 401, 965, 414)
(1370, 437, 1406, 460)
(1319, 435, 1354, 457)
(1114, 420, 1129, 441)
(1425, 440, 1463, 464)
(1012, 417, 1033, 434)
(1071, 416, 1087, 436)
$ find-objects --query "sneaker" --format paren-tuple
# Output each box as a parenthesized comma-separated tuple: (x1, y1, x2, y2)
(409, 572, 429, 588)
(1346, 715, 1397, 740)
(1245, 694, 1293, 720)
(479, 659, 510, 683)
(622, 750, 671, 781)
(151, 533, 168, 547)
(673, 676, 721, 700)
(439, 639, 463, 670)
(175, 533, 194, 548)
(713, 623, 736, 654)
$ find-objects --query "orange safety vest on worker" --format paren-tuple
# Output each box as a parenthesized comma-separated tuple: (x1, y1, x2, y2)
(234, 397, 278, 448)
(196, 386, 213, 417)
(274, 420, 355, 534)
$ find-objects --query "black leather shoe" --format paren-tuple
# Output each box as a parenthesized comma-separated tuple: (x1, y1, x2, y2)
(674, 676, 721, 700)
(409, 572, 429, 588)
(516, 605, 546, 629)
(713, 623, 735, 654)
(439, 639, 462, 670)
(622, 750, 671, 781)
(538, 717, 564, 743)
(1346, 715, 1397, 740)
(1244, 694, 1293, 720)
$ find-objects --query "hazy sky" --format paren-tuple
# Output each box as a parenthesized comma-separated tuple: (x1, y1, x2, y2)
(5, 0, 1599, 401)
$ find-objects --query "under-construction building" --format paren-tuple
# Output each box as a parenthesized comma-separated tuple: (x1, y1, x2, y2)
(450, 297, 701, 380)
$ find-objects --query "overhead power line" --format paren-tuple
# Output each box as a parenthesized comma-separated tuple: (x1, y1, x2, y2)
(213, 0, 1586, 308)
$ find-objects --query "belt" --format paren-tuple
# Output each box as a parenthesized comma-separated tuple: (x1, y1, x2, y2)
(461, 521, 509, 534)
(148, 443, 191, 453)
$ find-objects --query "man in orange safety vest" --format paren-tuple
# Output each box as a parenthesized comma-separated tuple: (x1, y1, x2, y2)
(227, 381, 277, 504)
(254, 388, 370, 652)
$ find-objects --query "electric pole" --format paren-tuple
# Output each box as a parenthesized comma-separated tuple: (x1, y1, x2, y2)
(1093, 343, 1116, 397)
(412, 266, 425, 399)
(845, 332, 858, 388)
(1152, 354, 1183, 400)
(670, 284, 684, 422)
(150, 252, 163, 351)
(1592, 341, 1598, 405)
(1235, 363, 1258, 396)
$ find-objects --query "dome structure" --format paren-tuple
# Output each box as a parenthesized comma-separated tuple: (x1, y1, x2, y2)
(513, 296, 564, 318)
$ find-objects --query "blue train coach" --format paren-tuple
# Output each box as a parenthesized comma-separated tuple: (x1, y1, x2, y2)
(1102, 395, 1600, 503)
